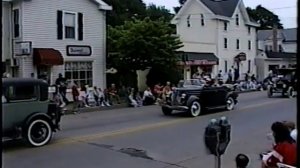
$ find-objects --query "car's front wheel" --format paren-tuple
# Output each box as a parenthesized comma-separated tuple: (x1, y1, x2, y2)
(162, 107, 172, 116)
(25, 119, 53, 147)
(226, 97, 235, 111)
(188, 100, 201, 117)
(287, 87, 295, 98)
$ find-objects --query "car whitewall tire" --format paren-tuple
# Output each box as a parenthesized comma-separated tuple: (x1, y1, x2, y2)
(287, 87, 295, 98)
(189, 101, 201, 117)
(26, 119, 52, 147)
(226, 97, 235, 111)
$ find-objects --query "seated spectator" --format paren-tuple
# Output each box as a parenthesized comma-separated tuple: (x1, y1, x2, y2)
(93, 86, 100, 106)
(101, 88, 111, 106)
(261, 122, 296, 168)
(282, 121, 297, 142)
(71, 82, 80, 113)
(128, 88, 142, 107)
(153, 82, 163, 99)
(162, 85, 172, 101)
(143, 87, 155, 106)
(108, 83, 121, 105)
(79, 86, 89, 108)
(236, 154, 250, 168)
(87, 88, 96, 107)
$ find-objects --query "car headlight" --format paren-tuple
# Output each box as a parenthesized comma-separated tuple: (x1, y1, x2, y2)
(181, 93, 186, 98)
(283, 84, 287, 88)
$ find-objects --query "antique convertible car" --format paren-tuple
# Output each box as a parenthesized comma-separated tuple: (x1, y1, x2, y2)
(267, 68, 297, 98)
(160, 79, 238, 117)
(2, 78, 63, 147)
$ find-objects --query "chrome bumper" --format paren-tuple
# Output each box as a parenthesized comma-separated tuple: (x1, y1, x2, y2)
(162, 104, 189, 111)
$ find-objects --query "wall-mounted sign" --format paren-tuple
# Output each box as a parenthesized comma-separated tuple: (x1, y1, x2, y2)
(178, 60, 218, 66)
(15, 41, 32, 56)
(66, 45, 92, 56)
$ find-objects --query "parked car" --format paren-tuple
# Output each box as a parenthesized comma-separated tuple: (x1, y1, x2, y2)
(267, 68, 297, 98)
(160, 79, 238, 117)
(2, 78, 63, 147)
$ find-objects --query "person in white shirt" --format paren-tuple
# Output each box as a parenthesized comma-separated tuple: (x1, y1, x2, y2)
(143, 87, 155, 105)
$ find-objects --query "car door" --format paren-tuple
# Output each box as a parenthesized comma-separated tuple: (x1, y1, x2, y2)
(2, 84, 44, 130)
(215, 86, 228, 106)
(201, 86, 218, 108)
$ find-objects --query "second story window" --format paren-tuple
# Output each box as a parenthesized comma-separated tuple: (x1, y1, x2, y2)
(224, 22, 227, 31)
(64, 12, 76, 39)
(13, 9, 20, 38)
(200, 14, 204, 26)
(187, 15, 191, 27)
(57, 10, 83, 40)
(235, 14, 239, 26)
(236, 39, 240, 50)
(248, 40, 251, 50)
(224, 38, 228, 49)
(248, 26, 251, 35)
(279, 45, 283, 52)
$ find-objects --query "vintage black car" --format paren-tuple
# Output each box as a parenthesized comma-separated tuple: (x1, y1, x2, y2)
(267, 68, 296, 98)
(160, 79, 238, 117)
(2, 78, 63, 147)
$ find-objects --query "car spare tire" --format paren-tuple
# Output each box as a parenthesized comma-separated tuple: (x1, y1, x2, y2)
(25, 118, 53, 147)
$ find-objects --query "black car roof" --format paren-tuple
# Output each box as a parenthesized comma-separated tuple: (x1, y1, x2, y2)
(2, 78, 49, 87)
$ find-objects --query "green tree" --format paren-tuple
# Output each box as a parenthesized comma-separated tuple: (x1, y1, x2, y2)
(246, 5, 283, 29)
(174, 0, 187, 13)
(108, 17, 182, 70)
(146, 3, 174, 22)
(103, 0, 147, 26)
(107, 18, 183, 87)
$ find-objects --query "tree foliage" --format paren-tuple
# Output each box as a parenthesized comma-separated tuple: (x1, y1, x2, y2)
(146, 4, 174, 22)
(107, 17, 183, 72)
(246, 5, 283, 29)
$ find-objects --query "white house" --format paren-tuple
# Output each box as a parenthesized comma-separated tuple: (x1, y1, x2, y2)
(2, 0, 112, 89)
(171, 0, 259, 80)
(255, 28, 297, 81)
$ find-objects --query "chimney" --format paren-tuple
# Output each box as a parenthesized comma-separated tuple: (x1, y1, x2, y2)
(272, 24, 278, 52)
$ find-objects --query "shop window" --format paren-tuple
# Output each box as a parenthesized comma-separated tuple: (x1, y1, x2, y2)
(65, 62, 93, 87)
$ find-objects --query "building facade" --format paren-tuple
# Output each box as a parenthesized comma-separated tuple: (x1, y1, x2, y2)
(256, 28, 297, 81)
(171, 0, 259, 80)
(2, 0, 111, 89)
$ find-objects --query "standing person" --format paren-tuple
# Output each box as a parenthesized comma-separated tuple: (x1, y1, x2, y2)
(103, 89, 111, 106)
(55, 73, 69, 105)
(79, 85, 89, 108)
(71, 82, 80, 113)
(227, 69, 233, 84)
(108, 84, 121, 104)
(217, 70, 223, 81)
(153, 82, 163, 99)
(234, 68, 239, 82)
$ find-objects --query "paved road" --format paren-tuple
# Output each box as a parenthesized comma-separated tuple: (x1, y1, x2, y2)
(3, 91, 297, 168)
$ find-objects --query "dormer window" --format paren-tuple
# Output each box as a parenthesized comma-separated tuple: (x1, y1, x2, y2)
(187, 15, 191, 27)
(200, 14, 204, 26)
(235, 14, 239, 26)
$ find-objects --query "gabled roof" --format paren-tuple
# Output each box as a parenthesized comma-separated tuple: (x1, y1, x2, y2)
(257, 28, 297, 42)
(2, 0, 112, 10)
(199, 0, 239, 17)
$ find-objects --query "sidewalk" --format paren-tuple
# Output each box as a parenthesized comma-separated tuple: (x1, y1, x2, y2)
(63, 102, 128, 115)
(62, 90, 262, 115)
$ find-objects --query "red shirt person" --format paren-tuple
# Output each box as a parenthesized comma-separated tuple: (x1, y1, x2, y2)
(262, 122, 297, 168)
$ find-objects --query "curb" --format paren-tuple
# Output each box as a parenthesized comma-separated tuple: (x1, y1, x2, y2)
(63, 103, 129, 115)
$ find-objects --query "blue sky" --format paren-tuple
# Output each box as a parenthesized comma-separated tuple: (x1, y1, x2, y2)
(143, 0, 297, 28)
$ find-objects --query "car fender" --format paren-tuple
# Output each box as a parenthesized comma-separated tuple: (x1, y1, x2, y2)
(23, 113, 54, 133)
(187, 96, 200, 107)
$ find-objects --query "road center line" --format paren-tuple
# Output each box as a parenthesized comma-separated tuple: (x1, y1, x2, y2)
(53, 99, 289, 145)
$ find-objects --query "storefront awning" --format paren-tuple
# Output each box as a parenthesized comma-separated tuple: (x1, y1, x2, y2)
(33, 48, 64, 66)
(178, 52, 219, 65)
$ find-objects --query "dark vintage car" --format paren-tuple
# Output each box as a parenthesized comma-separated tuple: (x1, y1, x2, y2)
(2, 78, 63, 147)
(160, 79, 238, 117)
(267, 68, 297, 98)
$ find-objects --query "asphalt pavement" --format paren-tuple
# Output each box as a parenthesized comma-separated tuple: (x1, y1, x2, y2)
(2, 91, 297, 168)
